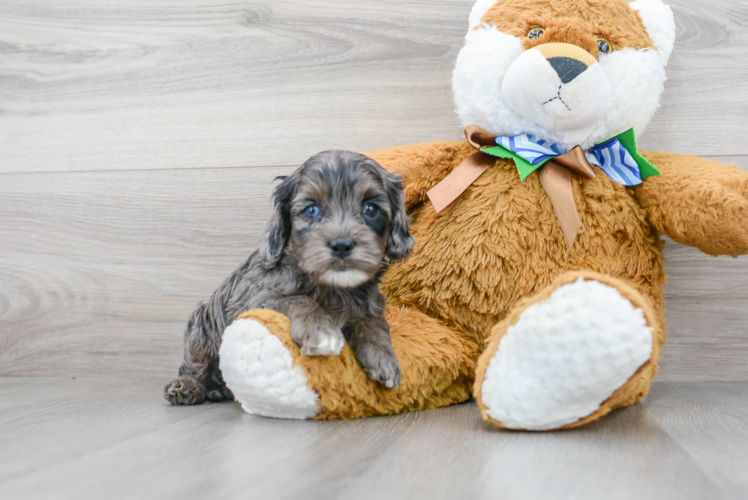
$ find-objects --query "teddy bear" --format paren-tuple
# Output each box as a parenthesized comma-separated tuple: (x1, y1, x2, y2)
(217, 0, 748, 430)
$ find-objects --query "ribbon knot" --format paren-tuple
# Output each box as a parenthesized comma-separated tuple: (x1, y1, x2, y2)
(426, 126, 660, 250)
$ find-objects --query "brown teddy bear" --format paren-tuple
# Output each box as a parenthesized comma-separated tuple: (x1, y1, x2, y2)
(217, 0, 748, 430)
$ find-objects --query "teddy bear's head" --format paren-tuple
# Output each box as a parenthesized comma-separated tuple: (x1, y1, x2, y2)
(453, 0, 676, 150)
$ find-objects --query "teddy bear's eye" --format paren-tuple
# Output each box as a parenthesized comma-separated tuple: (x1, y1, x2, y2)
(597, 38, 612, 56)
(527, 28, 545, 39)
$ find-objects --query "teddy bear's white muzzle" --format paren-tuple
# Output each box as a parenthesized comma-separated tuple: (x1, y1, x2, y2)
(502, 47, 611, 132)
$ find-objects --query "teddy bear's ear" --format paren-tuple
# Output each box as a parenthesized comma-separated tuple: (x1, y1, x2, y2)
(629, 0, 676, 63)
(468, 0, 499, 30)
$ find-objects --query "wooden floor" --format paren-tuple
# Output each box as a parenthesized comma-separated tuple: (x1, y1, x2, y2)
(1, 378, 748, 500)
(1, 1, 748, 498)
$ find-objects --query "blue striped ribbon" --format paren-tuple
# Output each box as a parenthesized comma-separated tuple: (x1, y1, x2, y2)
(495, 134, 643, 187)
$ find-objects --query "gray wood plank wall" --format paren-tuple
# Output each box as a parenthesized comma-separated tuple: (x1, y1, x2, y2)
(1, 0, 747, 379)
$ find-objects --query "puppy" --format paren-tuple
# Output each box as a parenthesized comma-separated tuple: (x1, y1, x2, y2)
(164, 150, 415, 405)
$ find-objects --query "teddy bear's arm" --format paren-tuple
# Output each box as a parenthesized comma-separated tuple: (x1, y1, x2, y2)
(365, 140, 475, 207)
(634, 151, 748, 256)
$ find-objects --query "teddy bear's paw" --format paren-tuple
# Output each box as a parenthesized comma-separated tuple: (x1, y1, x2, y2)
(480, 277, 653, 430)
(219, 317, 321, 419)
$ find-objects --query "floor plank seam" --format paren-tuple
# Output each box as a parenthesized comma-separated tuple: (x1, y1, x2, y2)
(0, 164, 301, 177)
(640, 401, 738, 499)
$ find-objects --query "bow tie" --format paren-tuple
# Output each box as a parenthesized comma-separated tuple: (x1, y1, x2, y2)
(426, 127, 660, 250)
(488, 129, 659, 187)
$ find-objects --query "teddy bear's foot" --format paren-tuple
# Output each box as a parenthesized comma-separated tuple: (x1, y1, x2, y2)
(219, 310, 321, 419)
(220, 306, 477, 420)
(475, 271, 661, 431)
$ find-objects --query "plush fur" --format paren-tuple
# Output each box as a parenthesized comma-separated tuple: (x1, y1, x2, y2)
(454, 0, 668, 149)
(474, 271, 662, 430)
(220, 313, 322, 419)
(220, 0, 748, 429)
(479, 277, 654, 430)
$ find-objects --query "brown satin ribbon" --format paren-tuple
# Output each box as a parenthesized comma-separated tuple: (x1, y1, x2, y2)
(426, 125, 597, 249)
(426, 152, 494, 213)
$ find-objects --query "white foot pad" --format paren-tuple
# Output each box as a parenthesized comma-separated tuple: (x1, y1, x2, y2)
(481, 278, 653, 430)
(219, 318, 321, 419)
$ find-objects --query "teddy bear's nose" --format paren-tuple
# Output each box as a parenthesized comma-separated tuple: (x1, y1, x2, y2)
(533, 42, 598, 85)
(547, 57, 589, 84)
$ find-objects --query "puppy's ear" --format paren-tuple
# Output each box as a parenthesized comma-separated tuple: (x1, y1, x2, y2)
(259, 171, 299, 269)
(370, 161, 415, 262)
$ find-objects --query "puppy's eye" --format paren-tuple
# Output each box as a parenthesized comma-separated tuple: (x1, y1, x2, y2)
(304, 204, 321, 219)
(527, 28, 544, 39)
(597, 38, 612, 56)
(363, 203, 379, 218)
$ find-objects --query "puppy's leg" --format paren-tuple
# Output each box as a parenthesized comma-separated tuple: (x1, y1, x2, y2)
(164, 374, 206, 405)
(264, 296, 345, 356)
(346, 315, 401, 389)
(291, 299, 345, 356)
(164, 302, 233, 405)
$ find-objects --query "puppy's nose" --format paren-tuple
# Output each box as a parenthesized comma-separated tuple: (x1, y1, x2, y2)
(328, 238, 355, 258)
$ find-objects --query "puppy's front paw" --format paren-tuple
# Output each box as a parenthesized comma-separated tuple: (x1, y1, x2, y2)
(299, 325, 345, 356)
(358, 345, 402, 389)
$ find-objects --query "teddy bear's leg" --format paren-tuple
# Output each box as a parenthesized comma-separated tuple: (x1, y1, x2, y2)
(474, 271, 662, 431)
(219, 306, 478, 419)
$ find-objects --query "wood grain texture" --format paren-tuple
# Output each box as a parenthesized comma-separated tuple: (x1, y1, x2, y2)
(644, 382, 748, 495)
(1, 378, 746, 500)
(0, 159, 746, 379)
(0, 0, 747, 174)
(0, 166, 294, 376)
(0, 0, 747, 379)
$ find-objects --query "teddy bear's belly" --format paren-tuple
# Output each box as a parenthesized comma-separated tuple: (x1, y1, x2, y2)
(381, 164, 666, 345)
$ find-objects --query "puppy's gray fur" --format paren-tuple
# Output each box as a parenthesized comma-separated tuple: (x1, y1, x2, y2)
(164, 150, 415, 405)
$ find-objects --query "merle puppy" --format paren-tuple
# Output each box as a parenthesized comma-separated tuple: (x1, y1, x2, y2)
(164, 150, 415, 405)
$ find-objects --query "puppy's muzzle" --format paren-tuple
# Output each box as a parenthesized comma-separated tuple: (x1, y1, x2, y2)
(328, 237, 355, 259)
